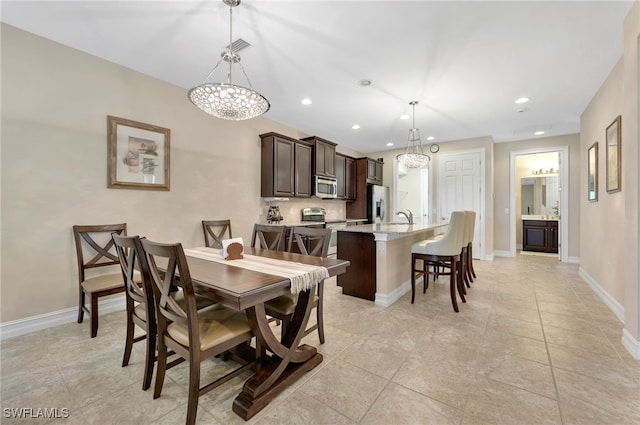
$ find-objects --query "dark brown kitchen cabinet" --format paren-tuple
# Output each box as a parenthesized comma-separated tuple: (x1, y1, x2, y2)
(366, 158, 383, 185)
(301, 136, 337, 178)
(294, 142, 312, 196)
(346, 157, 383, 219)
(260, 132, 311, 197)
(523, 220, 558, 253)
(336, 153, 356, 200)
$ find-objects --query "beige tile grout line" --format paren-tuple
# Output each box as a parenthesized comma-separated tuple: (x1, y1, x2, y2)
(531, 277, 566, 425)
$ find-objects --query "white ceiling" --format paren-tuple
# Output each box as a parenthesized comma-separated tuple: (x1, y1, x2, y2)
(1, 1, 634, 154)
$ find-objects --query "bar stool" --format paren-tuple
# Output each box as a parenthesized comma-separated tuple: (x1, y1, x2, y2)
(465, 210, 477, 280)
(410, 211, 467, 312)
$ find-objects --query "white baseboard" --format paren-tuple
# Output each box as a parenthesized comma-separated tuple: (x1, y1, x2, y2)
(375, 280, 411, 307)
(622, 328, 640, 360)
(493, 250, 512, 257)
(0, 296, 126, 340)
(578, 267, 624, 322)
(567, 256, 580, 264)
(483, 254, 495, 261)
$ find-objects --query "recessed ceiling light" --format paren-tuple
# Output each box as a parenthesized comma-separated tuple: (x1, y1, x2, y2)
(515, 97, 530, 104)
(357, 79, 372, 87)
(352, 124, 360, 130)
(534, 131, 545, 136)
(301, 98, 312, 105)
(426, 136, 435, 141)
(400, 114, 409, 120)
(386, 142, 394, 147)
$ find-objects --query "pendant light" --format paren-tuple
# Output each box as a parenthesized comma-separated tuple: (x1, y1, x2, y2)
(188, 0, 270, 120)
(396, 100, 431, 168)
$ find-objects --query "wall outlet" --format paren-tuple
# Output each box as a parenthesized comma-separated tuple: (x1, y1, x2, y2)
(259, 207, 264, 216)
(504, 208, 509, 214)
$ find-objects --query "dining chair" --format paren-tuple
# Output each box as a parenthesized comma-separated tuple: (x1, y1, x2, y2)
(410, 211, 467, 312)
(73, 223, 129, 338)
(112, 234, 156, 391)
(140, 238, 258, 425)
(264, 226, 331, 343)
(201, 219, 232, 249)
(251, 224, 286, 251)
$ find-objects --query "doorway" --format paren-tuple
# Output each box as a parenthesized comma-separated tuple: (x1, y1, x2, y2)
(509, 147, 569, 261)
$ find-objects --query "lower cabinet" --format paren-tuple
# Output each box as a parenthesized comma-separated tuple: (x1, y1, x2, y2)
(336, 231, 376, 300)
(523, 220, 558, 253)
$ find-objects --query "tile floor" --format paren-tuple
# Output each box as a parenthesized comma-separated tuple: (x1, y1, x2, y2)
(2, 254, 639, 425)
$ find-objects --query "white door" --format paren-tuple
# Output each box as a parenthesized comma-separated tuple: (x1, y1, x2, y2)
(438, 151, 482, 258)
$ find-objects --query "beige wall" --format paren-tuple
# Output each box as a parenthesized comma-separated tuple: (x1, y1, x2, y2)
(579, 0, 639, 347)
(0, 24, 345, 322)
(580, 60, 625, 303)
(622, 0, 639, 345)
(493, 134, 581, 258)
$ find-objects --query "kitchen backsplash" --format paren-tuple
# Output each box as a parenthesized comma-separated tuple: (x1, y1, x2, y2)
(260, 198, 347, 223)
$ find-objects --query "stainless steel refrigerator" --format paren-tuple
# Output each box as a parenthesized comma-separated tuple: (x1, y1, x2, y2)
(366, 185, 390, 224)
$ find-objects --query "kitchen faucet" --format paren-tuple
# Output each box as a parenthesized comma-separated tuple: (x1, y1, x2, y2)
(396, 210, 413, 225)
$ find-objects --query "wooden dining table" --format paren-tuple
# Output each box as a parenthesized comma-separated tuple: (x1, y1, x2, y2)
(182, 246, 350, 420)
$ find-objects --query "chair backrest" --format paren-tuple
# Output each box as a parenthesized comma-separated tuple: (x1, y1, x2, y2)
(112, 234, 155, 322)
(202, 219, 232, 249)
(288, 226, 331, 257)
(465, 210, 476, 245)
(427, 211, 466, 255)
(73, 223, 127, 283)
(140, 239, 197, 336)
(251, 224, 286, 251)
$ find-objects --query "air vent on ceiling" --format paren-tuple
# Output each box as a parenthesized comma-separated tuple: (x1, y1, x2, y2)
(226, 38, 251, 53)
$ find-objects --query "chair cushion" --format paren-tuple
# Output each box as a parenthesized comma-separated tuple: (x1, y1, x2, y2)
(171, 289, 216, 310)
(264, 293, 319, 316)
(82, 270, 140, 293)
(412, 238, 458, 256)
(133, 303, 147, 321)
(167, 304, 252, 351)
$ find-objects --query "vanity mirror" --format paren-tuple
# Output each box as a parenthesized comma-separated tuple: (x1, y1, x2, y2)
(521, 176, 559, 217)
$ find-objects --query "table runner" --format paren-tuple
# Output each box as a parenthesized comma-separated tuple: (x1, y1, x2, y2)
(183, 247, 329, 294)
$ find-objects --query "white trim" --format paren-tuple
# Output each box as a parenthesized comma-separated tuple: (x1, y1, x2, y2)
(375, 280, 411, 307)
(622, 329, 640, 360)
(509, 146, 569, 262)
(578, 267, 624, 322)
(0, 297, 126, 340)
(493, 250, 512, 257)
(567, 256, 580, 264)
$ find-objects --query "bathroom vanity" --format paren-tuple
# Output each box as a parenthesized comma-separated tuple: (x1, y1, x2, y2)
(522, 216, 558, 253)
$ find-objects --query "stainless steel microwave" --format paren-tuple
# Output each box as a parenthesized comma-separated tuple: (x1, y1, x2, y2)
(313, 175, 338, 198)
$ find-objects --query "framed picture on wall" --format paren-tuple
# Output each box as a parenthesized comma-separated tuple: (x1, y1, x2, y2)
(588, 142, 598, 202)
(107, 116, 170, 190)
(605, 115, 621, 193)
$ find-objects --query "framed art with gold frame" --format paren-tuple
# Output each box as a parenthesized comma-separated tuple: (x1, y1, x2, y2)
(605, 115, 621, 193)
(588, 142, 598, 202)
(107, 115, 170, 191)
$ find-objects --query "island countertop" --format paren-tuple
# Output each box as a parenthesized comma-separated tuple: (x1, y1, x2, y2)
(338, 222, 447, 236)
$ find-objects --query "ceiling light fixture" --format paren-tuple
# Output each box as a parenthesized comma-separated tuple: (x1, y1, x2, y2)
(352, 124, 360, 130)
(426, 136, 435, 141)
(515, 97, 530, 104)
(301, 98, 312, 105)
(396, 100, 430, 168)
(386, 142, 394, 147)
(187, 0, 270, 120)
(534, 130, 545, 136)
(400, 114, 409, 120)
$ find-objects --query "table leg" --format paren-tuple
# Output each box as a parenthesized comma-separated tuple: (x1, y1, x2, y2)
(232, 289, 323, 420)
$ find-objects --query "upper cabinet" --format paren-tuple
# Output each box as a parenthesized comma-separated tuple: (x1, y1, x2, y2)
(260, 133, 312, 197)
(336, 153, 356, 200)
(301, 136, 337, 178)
(363, 157, 383, 185)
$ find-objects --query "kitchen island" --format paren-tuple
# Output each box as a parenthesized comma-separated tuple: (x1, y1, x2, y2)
(337, 222, 447, 306)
